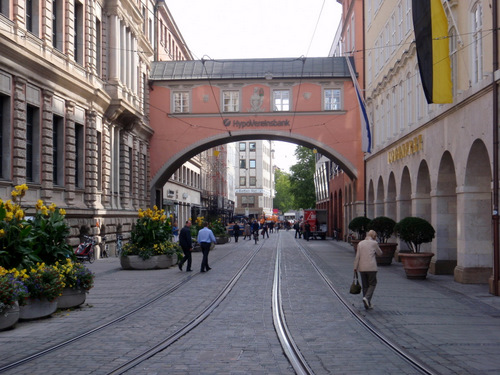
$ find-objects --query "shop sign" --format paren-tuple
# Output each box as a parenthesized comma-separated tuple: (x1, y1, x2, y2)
(387, 134, 423, 164)
(223, 118, 290, 129)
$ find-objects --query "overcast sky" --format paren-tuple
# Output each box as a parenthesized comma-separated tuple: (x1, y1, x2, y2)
(166, 0, 342, 171)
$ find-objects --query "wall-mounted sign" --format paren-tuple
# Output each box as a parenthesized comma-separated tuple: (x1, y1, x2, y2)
(387, 134, 423, 164)
(223, 118, 290, 129)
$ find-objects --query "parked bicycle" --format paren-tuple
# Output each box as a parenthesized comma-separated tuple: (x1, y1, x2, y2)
(115, 235, 123, 257)
(75, 235, 97, 263)
(101, 236, 109, 258)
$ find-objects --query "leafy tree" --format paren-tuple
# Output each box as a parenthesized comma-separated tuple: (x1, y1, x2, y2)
(273, 169, 295, 213)
(289, 146, 316, 209)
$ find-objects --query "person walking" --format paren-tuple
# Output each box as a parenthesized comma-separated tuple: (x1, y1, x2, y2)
(233, 222, 240, 243)
(178, 221, 193, 272)
(252, 220, 260, 244)
(197, 222, 216, 272)
(304, 222, 311, 241)
(261, 222, 269, 239)
(294, 221, 301, 239)
(353, 229, 382, 310)
(243, 222, 251, 240)
(172, 222, 179, 242)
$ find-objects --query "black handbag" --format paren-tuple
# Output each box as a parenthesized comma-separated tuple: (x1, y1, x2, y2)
(350, 271, 361, 294)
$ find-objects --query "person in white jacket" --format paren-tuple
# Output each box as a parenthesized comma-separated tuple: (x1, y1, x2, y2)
(354, 229, 382, 310)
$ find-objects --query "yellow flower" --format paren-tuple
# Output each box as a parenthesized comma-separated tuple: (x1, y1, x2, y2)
(5, 200, 13, 212)
(49, 203, 57, 212)
(35, 199, 44, 210)
(41, 207, 48, 216)
(59, 208, 66, 215)
(4, 211, 13, 222)
(14, 210, 24, 220)
(0, 229, 5, 237)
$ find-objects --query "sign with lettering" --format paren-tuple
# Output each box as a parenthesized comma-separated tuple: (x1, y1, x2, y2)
(387, 134, 423, 164)
(223, 119, 290, 129)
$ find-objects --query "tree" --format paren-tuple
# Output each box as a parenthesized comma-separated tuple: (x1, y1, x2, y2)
(289, 146, 316, 209)
(273, 169, 295, 213)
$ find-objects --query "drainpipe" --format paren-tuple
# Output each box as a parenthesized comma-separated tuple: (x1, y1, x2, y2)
(492, 0, 499, 296)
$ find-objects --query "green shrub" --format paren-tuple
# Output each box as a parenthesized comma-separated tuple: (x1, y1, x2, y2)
(348, 216, 371, 240)
(394, 217, 435, 253)
(368, 216, 396, 243)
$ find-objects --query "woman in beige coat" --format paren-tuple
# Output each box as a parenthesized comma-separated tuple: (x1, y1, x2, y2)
(354, 230, 382, 310)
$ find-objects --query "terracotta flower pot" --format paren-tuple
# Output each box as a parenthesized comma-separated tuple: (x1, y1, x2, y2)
(376, 243, 398, 265)
(399, 252, 435, 279)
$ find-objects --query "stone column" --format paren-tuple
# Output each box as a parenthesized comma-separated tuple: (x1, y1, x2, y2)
(101, 122, 112, 208)
(84, 110, 98, 208)
(132, 138, 140, 209)
(12, 77, 27, 186)
(65, 101, 76, 205)
(40, 89, 54, 201)
(119, 131, 130, 208)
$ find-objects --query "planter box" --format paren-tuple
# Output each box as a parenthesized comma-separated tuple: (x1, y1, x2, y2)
(19, 298, 58, 320)
(57, 288, 87, 309)
(0, 302, 19, 330)
(216, 236, 229, 244)
(120, 254, 177, 270)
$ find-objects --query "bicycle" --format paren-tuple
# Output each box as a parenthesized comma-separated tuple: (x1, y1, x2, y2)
(75, 235, 97, 263)
(115, 235, 123, 257)
(101, 236, 109, 258)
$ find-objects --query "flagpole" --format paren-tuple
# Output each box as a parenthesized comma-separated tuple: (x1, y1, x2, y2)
(492, 0, 499, 296)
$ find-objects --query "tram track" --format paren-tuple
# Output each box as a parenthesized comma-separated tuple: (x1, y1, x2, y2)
(293, 239, 438, 375)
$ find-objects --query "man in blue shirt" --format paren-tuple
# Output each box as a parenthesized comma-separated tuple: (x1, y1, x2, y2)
(197, 222, 216, 272)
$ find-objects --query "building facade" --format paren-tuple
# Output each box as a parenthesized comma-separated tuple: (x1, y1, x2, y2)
(364, 0, 498, 287)
(0, 0, 190, 254)
(234, 140, 274, 219)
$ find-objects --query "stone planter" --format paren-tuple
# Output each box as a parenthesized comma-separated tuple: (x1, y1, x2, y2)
(399, 252, 435, 279)
(120, 254, 177, 270)
(57, 288, 87, 309)
(376, 243, 398, 265)
(19, 297, 58, 320)
(0, 302, 19, 330)
(216, 236, 229, 244)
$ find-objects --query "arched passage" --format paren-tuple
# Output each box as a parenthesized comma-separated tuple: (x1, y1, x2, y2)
(456, 139, 492, 283)
(386, 172, 397, 221)
(375, 176, 385, 217)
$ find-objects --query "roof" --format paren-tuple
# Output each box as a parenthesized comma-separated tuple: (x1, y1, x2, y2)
(150, 57, 354, 81)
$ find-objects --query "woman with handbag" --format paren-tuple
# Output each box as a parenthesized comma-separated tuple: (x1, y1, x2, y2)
(353, 229, 382, 310)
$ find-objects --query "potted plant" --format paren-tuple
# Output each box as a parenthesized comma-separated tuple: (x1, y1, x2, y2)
(394, 217, 436, 279)
(368, 216, 397, 265)
(18, 263, 64, 319)
(210, 219, 229, 244)
(55, 259, 95, 309)
(348, 216, 371, 252)
(0, 268, 28, 330)
(120, 206, 179, 270)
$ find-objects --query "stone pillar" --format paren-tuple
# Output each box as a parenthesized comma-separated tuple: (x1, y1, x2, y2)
(455, 187, 493, 283)
(40, 89, 54, 201)
(84, 110, 98, 208)
(108, 15, 120, 82)
(132, 138, 140, 209)
(65, 0, 75, 61)
(12, 77, 27, 186)
(65, 101, 76, 205)
(119, 131, 130, 208)
(101, 121, 112, 208)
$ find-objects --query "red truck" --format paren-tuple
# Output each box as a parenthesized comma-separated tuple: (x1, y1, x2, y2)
(303, 209, 327, 240)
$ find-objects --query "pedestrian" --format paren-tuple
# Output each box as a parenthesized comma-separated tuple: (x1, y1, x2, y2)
(252, 220, 260, 244)
(353, 230, 382, 310)
(197, 222, 216, 272)
(172, 221, 179, 242)
(294, 221, 301, 238)
(261, 222, 269, 239)
(269, 221, 274, 233)
(304, 222, 311, 241)
(233, 222, 240, 243)
(243, 222, 251, 240)
(178, 221, 193, 272)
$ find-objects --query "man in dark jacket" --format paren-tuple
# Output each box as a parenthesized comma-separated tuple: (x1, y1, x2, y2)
(178, 221, 193, 272)
(233, 222, 240, 243)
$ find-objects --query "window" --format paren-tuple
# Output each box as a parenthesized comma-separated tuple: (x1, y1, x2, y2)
(26, 0, 40, 36)
(239, 176, 246, 186)
(241, 195, 255, 207)
(249, 176, 256, 186)
(0, 0, 10, 18)
(96, 16, 102, 76)
(0, 95, 11, 180)
(249, 142, 256, 151)
(52, 0, 63, 50)
(239, 142, 246, 151)
(249, 159, 256, 169)
(52, 115, 64, 185)
(471, 3, 483, 84)
(273, 90, 289, 111)
(324, 89, 341, 110)
(239, 159, 246, 169)
(26, 105, 41, 183)
(173, 92, 189, 113)
(74, 0, 84, 64)
(75, 124, 84, 188)
(223, 90, 239, 112)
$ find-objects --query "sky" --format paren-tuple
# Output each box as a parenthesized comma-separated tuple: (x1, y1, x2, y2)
(166, 0, 343, 171)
